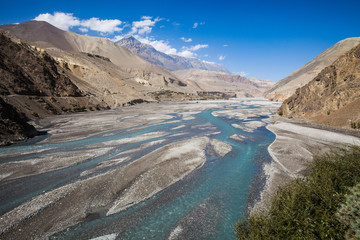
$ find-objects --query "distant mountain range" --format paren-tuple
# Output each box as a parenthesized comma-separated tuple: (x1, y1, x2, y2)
(117, 36, 231, 73)
(173, 69, 274, 97)
(265, 37, 360, 101)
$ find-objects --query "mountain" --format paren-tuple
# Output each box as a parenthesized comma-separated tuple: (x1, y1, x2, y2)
(173, 69, 274, 97)
(117, 36, 231, 73)
(265, 37, 360, 101)
(278, 43, 360, 129)
(0, 97, 38, 144)
(0, 31, 111, 143)
(0, 21, 195, 104)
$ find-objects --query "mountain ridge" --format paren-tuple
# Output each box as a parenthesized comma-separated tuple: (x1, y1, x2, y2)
(265, 37, 360, 101)
(278, 43, 360, 129)
(117, 35, 231, 73)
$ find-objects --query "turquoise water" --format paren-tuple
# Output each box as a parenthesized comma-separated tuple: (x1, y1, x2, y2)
(0, 103, 275, 239)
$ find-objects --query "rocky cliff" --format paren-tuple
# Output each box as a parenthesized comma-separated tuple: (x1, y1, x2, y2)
(0, 31, 110, 143)
(278, 43, 360, 129)
(265, 37, 360, 101)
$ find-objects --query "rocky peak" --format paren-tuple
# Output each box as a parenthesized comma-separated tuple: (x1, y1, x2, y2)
(117, 35, 142, 48)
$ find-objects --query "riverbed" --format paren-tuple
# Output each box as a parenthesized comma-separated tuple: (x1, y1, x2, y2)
(0, 99, 281, 239)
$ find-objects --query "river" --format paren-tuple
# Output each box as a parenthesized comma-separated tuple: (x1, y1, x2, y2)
(0, 99, 281, 239)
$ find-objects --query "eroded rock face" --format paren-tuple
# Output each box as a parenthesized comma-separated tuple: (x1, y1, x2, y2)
(0, 32, 81, 98)
(0, 97, 38, 144)
(265, 37, 360, 101)
(278, 43, 360, 129)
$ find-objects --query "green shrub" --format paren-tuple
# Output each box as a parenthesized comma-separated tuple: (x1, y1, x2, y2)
(236, 146, 360, 240)
(337, 183, 360, 239)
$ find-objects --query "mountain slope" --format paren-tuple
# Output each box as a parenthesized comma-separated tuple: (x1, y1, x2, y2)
(0, 31, 113, 142)
(117, 36, 231, 73)
(278, 43, 360, 129)
(0, 97, 38, 144)
(173, 69, 274, 97)
(265, 37, 360, 101)
(0, 21, 195, 101)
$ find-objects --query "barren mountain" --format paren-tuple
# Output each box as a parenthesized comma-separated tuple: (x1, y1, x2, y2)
(265, 37, 360, 101)
(0, 31, 111, 143)
(117, 36, 231, 73)
(278, 43, 360, 129)
(173, 69, 274, 97)
(0, 21, 195, 104)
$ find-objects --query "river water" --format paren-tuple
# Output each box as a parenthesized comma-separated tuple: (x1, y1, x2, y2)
(0, 99, 280, 239)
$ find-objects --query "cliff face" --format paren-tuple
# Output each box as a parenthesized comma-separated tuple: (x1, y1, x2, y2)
(0, 32, 81, 98)
(0, 32, 110, 143)
(265, 37, 360, 101)
(279, 43, 360, 129)
(0, 97, 38, 144)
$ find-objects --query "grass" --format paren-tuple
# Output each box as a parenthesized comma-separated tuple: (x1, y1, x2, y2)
(236, 146, 360, 240)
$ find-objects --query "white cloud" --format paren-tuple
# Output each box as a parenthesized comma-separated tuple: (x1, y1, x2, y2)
(79, 27, 88, 33)
(223, 44, 228, 47)
(178, 50, 195, 58)
(131, 16, 162, 35)
(202, 60, 215, 64)
(189, 44, 208, 51)
(193, 22, 205, 28)
(136, 36, 178, 55)
(80, 18, 123, 33)
(34, 12, 80, 31)
(132, 36, 201, 58)
(239, 71, 250, 77)
(141, 16, 153, 20)
(180, 37, 192, 42)
(219, 55, 226, 61)
(111, 35, 126, 42)
(33, 12, 123, 34)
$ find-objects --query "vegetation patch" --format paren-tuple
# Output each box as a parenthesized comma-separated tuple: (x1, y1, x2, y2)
(350, 121, 360, 129)
(236, 146, 360, 240)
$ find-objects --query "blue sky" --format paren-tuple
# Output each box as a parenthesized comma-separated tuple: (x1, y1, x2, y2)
(1, 0, 360, 81)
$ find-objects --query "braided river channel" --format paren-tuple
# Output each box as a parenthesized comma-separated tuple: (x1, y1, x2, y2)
(0, 99, 281, 239)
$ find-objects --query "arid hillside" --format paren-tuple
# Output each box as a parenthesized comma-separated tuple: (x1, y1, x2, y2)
(265, 37, 360, 101)
(278, 43, 360, 129)
(0, 32, 111, 143)
(0, 21, 195, 101)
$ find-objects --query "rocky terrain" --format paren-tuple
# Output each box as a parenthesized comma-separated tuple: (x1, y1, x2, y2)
(278, 43, 360, 129)
(0, 98, 39, 144)
(117, 36, 231, 73)
(265, 37, 360, 101)
(0, 21, 195, 104)
(0, 31, 110, 143)
(173, 68, 274, 97)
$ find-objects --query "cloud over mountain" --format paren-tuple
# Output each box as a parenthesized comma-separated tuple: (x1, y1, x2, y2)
(32, 12, 225, 68)
(34, 12, 123, 34)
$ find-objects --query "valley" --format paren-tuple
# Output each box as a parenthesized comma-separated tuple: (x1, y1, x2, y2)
(0, 99, 279, 239)
(0, 9, 360, 240)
